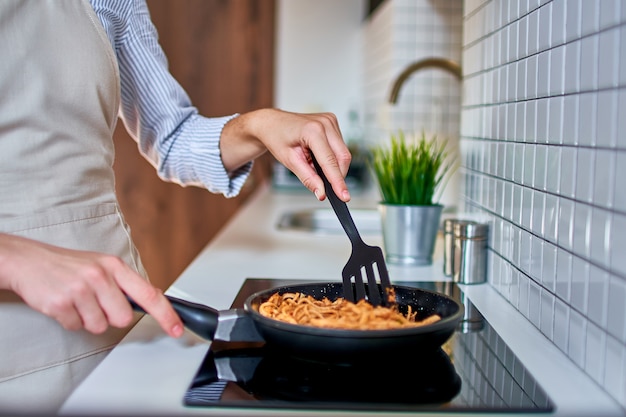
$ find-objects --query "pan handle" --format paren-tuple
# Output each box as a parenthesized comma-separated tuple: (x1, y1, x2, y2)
(127, 295, 219, 340)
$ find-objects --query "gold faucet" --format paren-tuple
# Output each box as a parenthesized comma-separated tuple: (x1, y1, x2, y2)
(388, 57, 462, 104)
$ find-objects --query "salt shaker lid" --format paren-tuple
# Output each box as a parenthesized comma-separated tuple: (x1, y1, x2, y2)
(444, 219, 477, 233)
(453, 221, 489, 238)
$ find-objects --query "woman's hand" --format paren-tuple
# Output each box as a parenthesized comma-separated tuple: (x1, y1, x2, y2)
(220, 109, 352, 202)
(0, 233, 184, 337)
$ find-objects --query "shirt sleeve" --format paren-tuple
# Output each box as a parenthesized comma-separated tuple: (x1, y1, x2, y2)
(89, 0, 252, 198)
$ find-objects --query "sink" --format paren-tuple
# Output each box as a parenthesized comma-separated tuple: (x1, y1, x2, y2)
(277, 208, 381, 234)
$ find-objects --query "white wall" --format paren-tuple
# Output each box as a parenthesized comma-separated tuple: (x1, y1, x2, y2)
(274, 0, 366, 131)
(362, 0, 464, 209)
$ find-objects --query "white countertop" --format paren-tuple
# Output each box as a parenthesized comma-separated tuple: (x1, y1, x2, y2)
(61, 183, 622, 417)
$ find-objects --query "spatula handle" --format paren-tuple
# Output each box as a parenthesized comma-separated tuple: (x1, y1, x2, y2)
(311, 156, 363, 245)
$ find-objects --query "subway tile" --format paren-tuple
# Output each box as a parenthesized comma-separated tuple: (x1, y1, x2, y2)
(507, 101, 517, 139)
(528, 279, 542, 328)
(545, 145, 561, 194)
(593, 149, 615, 209)
(556, 247, 572, 302)
(568, 308, 587, 368)
(540, 288, 555, 339)
(513, 143, 525, 183)
(611, 213, 626, 276)
(562, 94, 578, 145)
(570, 255, 589, 314)
(547, 96, 563, 144)
(527, 8, 539, 55)
(557, 197, 574, 250)
(563, 39, 581, 94)
(502, 181, 513, 221)
(607, 275, 626, 343)
(598, 27, 620, 90)
(530, 235, 544, 281)
(542, 240, 557, 292)
(575, 147, 594, 202)
(587, 265, 608, 328)
(553, 297, 570, 353)
(585, 321, 606, 385)
(516, 102, 526, 142)
(618, 91, 626, 150)
(549, 45, 565, 96)
(518, 15, 528, 59)
(534, 144, 547, 189)
(565, 0, 582, 43)
(551, 0, 567, 46)
(523, 143, 535, 186)
(537, 2, 552, 52)
(531, 190, 545, 235)
(599, 0, 621, 30)
(520, 229, 533, 275)
(577, 92, 596, 146)
(614, 151, 626, 211)
(526, 55, 539, 101)
(559, 146, 577, 198)
(580, 0, 600, 37)
(527, 100, 538, 143)
(509, 20, 519, 63)
(620, 25, 626, 87)
(510, 268, 520, 308)
(544, 193, 559, 243)
(536, 50, 550, 98)
(589, 206, 610, 267)
(513, 183, 523, 226)
(596, 90, 618, 149)
(536, 98, 549, 143)
(495, 101, 507, 140)
(522, 186, 533, 229)
(518, 270, 530, 318)
(496, 142, 506, 178)
(504, 141, 515, 180)
(579, 34, 599, 91)
(572, 202, 591, 258)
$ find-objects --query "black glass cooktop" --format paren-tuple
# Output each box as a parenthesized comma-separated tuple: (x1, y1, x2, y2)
(183, 279, 553, 413)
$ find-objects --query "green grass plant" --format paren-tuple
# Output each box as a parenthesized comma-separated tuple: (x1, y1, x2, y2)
(370, 130, 457, 206)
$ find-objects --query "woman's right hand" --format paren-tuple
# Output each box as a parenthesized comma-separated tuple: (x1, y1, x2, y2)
(0, 233, 184, 337)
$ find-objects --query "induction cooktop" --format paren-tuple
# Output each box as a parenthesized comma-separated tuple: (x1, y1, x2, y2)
(183, 279, 554, 413)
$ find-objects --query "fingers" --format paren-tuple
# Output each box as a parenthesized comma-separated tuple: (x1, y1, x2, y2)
(304, 114, 352, 202)
(110, 260, 184, 338)
(280, 112, 351, 202)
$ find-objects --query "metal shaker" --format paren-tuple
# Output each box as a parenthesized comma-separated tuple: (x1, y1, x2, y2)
(452, 222, 489, 284)
(443, 219, 477, 277)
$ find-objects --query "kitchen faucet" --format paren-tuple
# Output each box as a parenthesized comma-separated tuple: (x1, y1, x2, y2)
(388, 57, 462, 104)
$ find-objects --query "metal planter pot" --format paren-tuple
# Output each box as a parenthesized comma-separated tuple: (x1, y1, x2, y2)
(378, 203, 443, 266)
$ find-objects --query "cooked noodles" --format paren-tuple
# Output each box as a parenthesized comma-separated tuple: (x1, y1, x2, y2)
(258, 291, 441, 330)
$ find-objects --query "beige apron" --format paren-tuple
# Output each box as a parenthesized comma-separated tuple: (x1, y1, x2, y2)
(0, 0, 146, 412)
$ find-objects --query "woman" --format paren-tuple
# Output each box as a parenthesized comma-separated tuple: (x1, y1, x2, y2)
(0, 0, 351, 412)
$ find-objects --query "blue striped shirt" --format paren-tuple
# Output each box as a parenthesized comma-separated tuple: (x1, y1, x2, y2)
(88, 0, 251, 197)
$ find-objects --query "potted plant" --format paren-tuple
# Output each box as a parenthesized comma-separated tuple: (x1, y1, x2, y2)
(370, 130, 457, 266)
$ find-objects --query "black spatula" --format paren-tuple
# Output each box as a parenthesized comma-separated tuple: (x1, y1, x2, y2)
(312, 156, 392, 306)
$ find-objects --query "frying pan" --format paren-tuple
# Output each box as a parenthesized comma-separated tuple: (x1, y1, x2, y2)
(130, 282, 463, 362)
(244, 282, 462, 361)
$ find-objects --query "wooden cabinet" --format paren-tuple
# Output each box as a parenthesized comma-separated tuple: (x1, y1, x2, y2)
(113, 0, 275, 290)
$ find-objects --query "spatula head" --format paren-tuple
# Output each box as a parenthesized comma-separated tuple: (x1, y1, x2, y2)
(342, 242, 392, 306)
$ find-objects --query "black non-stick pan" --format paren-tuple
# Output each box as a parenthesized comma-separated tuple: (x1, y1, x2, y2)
(130, 282, 462, 362)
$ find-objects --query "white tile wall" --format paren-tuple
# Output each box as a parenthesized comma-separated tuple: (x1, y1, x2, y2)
(462, 0, 626, 410)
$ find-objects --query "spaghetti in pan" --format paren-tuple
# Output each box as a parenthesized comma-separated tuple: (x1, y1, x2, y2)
(258, 291, 441, 330)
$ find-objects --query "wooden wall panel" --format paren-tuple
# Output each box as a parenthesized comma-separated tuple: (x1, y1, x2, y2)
(113, 0, 275, 290)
